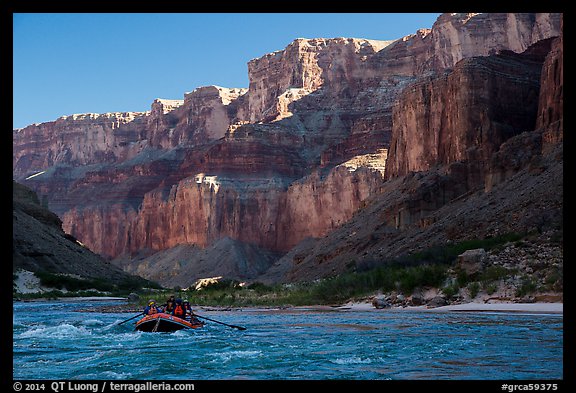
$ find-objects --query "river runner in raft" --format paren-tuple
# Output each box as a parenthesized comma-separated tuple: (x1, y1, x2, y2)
(143, 299, 162, 315)
(164, 295, 175, 314)
(172, 298, 187, 319)
(183, 299, 202, 324)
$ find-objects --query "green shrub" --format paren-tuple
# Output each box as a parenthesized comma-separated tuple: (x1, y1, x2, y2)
(456, 268, 470, 287)
(468, 282, 480, 299)
(29, 271, 156, 297)
(550, 230, 563, 243)
(246, 282, 274, 294)
(116, 276, 160, 292)
(483, 282, 498, 295)
(308, 263, 449, 304)
(480, 266, 515, 282)
(390, 233, 524, 269)
(544, 269, 562, 286)
(442, 283, 460, 298)
(516, 277, 538, 297)
(131, 233, 529, 307)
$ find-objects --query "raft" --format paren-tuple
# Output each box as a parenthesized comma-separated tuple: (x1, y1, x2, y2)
(135, 313, 204, 332)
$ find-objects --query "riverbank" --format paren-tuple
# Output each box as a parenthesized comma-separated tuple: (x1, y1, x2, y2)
(333, 301, 563, 314)
(14, 296, 562, 315)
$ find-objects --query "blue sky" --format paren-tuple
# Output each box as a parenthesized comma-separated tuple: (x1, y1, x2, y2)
(13, 13, 442, 129)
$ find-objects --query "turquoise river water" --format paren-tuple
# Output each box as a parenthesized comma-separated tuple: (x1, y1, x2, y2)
(13, 299, 563, 380)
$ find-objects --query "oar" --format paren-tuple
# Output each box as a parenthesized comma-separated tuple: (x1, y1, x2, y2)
(193, 314, 246, 330)
(118, 312, 144, 325)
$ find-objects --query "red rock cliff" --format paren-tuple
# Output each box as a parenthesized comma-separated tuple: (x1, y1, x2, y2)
(536, 15, 563, 152)
(13, 111, 149, 177)
(147, 86, 247, 148)
(62, 165, 384, 258)
(385, 42, 550, 180)
(13, 13, 561, 266)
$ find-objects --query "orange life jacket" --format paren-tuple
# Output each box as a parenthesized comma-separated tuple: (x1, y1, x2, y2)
(173, 304, 185, 318)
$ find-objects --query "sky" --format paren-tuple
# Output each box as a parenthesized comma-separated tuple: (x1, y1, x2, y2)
(13, 13, 442, 130)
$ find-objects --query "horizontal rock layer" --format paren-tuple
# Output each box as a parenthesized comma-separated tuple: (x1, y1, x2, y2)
(62, 165, 384, 258)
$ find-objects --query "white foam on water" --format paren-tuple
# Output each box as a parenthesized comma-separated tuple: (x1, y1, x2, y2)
(172, 330, 192, 337)
(331, 356, 373, 365)
(68, 351, 105, 364)
(20, 323, 92, 339)
(82, 319, 106, 326)
(13, 316, 25, 328)
(102, 319, 133, 331)
(75, 370, 134, 380)
(99, 331, 145, 344)
(209, 350, 263, 363)
(101, 370, 133, 379)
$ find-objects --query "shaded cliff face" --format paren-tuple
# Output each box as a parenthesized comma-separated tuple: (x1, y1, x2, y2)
(385, 40, 551, 180)
(485, 15, 563, 192)
(260, 137, 563, 284)
(536, 15, 563, 154)
(13, 13, 562, 287)
(12, 181, 149, 287)
(536, 36, 563, 134)
(114, 239, 282, 288)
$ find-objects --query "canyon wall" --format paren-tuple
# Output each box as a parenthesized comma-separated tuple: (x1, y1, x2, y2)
(147, 86, 248, 149)
(259, 19, 564, 283)
(13, 112, 149, 176)
(385, 39, 552, 180)
(424, 13, 560, 72)
(536, 15, 563, 153)
(62, 165, 384, 258)
(13, 13, 562, 285)
(239, 37, 394, 123)
(14, 13, 560, 177)
(12, 181, 149, 286)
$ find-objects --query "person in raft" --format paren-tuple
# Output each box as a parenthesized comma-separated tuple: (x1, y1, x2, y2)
(143, 299, 163, 315)
(183, 299, 201, 324)
(164, 295, 175, 314)
(171, 298, 187, 319)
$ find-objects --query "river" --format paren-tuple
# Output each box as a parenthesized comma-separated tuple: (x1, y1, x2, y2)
(12, 299, 563, 380)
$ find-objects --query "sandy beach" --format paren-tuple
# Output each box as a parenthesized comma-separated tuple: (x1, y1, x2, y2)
(335, 301, 563, 314)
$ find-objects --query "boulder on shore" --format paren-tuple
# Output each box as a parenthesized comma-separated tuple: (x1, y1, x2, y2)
(372, 296, 391, 309)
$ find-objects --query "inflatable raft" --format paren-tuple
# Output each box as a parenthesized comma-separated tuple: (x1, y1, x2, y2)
(135, 313, 204, 332)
